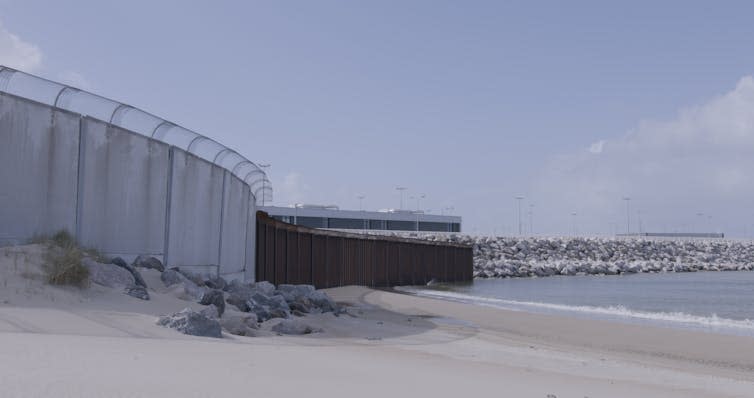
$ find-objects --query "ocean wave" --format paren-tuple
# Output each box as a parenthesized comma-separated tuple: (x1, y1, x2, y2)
(396, 287, 754, 333)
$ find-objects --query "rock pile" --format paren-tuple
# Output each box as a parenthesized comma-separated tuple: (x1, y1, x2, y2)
(222, 280, 339, 322)
(413, 235, 754, 279)
(82, 257, 151, 300)
(150, 265, 336, 337)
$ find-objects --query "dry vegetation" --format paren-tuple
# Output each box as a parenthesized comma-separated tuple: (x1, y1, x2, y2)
(34, 230, 90, 287)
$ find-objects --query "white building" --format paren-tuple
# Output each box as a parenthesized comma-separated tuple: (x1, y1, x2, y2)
(260, 204, 461, 232)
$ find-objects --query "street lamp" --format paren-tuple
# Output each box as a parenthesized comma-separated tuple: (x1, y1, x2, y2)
(357, 195, 365, 211)
(528, 204, 534, 235)
(259, 163, 271, 206)
(515, 196, 524, 235)
(415, 194, 425, 211)
(622, 197, 631, 234)
(696, 212, 704, 233)
(396, 187, 407, 210)
(571, 212, 577, 236)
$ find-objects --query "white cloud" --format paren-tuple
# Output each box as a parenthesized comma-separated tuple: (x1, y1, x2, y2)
(588, 140, 605, 154)
(58, 70, 92, 91)
(277, 171, 310, 205)
(0, 21, 92, 93)
(533, 76, 754, 235)
(0, 22, 42, 72)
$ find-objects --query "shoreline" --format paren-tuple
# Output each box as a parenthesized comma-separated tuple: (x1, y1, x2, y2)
(2, 285, 754, 396)
(358, 286, 754, 376)
(395, 276, 754, 339)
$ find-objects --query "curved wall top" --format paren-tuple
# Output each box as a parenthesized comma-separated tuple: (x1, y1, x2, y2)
(0, 65, 272, 204)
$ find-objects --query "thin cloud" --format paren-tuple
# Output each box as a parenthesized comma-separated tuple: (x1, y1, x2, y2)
(58, 70, 92, 91)
(588, 140, 605, 154)
(532, 76, 754, 235)
(277, 171, 310, 206)
(0, 22, 42, 72)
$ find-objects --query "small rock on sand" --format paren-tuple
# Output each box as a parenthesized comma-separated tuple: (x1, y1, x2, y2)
(271, 319, 321, 335)
(157, 308, 222, 338)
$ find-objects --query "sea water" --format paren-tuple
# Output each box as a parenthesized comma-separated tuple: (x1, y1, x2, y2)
(400, 271, 754, 337)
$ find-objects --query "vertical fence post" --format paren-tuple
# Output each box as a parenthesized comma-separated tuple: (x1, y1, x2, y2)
(217, 171, 227, 276)
(255, 212, 261, 282)
(242, 196, 249, 280)
(74, 117, 85, 241)
(309, 232, 314, 286)
(162, 147, 174, 268)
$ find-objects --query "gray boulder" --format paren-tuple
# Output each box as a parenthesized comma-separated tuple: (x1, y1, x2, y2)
(161, 269, 186, 287)
(276, 284, 315, 303)
(174, 268, 206, 286)
(224, 280, 279, 304)
(289, 299, 312, 314)
(199, 289, 226, 317)
(308, 290, 338, 313)
(200, 304, 220, 319)
(157, 308, 222, 338)
(245, 300, 272, 322)
(271, 319, 321, 335)
(226, 293, 250, 312)
(181, 282, 209, 301)
(132, 255, 165, 272)
(223, 279, 249, 294)
(245, 291, 292, 321)
(251, 292, 291, 313)
(204, 275, 227, 290)
(109, 256, 128, 268)
(162, 269, 208, 301)
(82, 258, 135, 288)
(268, 308, 290, 319)
(110, 257, 147, 288)
(251, 281, 276, 295)
(220, 314, 259, 336)
(124, 285, 150, 300)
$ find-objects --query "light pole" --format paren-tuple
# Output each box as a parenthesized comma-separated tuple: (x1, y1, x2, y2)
(637, 210, 643, 234)
(571, 212, 577, 236)
(414, 194, 425, 211)
(622, 197, 631, 234)
(515, 196, 524, 235)
(357, 195, 365, 211)
(696, 212, 704, 233)
(528, 204, 534, 235)
(396, 187, 407, 210)
(259, 163, 271, 206)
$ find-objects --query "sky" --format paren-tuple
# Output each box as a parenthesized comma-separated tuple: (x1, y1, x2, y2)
(2, 0, 754, 237)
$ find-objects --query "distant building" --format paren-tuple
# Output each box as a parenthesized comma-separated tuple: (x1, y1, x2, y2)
(260, 204, 461, 232)
(617, 232, 724, 239)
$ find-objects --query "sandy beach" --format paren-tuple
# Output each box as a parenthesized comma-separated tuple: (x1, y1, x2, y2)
(2, 245, 754, 398)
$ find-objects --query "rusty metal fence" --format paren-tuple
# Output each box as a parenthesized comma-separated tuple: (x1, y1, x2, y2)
(256, 211, 473, 288)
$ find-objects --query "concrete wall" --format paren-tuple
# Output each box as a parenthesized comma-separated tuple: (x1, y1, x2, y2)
(77, 118, 170, 256)
(0, 92, 257, 280)
(0, 94, 79, 245)
(218, 172, 250, 279)
(166, 149, 224, 269)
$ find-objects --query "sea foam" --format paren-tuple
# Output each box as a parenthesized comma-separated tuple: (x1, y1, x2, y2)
(397, 286, 754, 336)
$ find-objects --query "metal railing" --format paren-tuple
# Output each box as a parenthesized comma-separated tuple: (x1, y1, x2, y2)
(0, 66, 271, 204)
